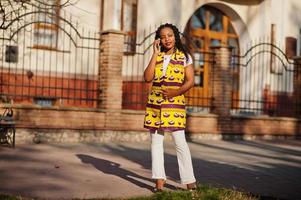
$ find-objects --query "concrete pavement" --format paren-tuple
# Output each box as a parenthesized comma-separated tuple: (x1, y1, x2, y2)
(0, 139, 301, 200)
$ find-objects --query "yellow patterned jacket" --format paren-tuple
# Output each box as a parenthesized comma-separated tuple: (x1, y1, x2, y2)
(144, 50, 187, 131)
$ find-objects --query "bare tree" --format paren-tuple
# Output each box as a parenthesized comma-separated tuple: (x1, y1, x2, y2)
(0, 0, 79, 29)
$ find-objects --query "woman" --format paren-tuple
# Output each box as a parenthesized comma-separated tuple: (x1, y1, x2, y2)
(143, 23, 197, 192)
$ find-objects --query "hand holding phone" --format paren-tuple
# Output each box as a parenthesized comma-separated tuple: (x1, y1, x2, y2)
(153, 39, 161, 54)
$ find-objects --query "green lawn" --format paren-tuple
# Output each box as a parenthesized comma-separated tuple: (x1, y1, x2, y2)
(0, 185, 258, 200)
(128, 184, 258, 200)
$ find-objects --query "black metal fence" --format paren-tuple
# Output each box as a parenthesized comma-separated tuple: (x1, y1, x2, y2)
(1, 3, 299, 117)
(122, 29, 154, 110)
(0, 4, 100, 108)
(231, 39, 299, 117)
(123, 31, 301, 117)
(184, 50, 215, 113)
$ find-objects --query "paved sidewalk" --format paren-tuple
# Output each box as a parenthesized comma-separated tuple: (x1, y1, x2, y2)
(0, 139, 301, 200)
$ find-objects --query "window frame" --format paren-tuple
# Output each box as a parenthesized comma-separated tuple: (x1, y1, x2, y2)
(32, 0, 60, 51)
(121, 0, 138, 54)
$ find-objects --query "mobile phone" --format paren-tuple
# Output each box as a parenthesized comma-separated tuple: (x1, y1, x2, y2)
(159, 40, 162, 52)
(157, 40, 162, 52)
(155, 36, 162, 52)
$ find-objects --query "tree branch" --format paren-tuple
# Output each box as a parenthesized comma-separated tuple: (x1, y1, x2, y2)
(0, 0, 78, 29)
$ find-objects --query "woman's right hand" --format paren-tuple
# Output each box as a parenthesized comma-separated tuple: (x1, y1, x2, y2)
(153, 39, 161, 54)
(144, 39, 160, 82)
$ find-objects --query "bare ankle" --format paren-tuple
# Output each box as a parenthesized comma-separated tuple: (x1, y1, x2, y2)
(156, 179, 166, 189)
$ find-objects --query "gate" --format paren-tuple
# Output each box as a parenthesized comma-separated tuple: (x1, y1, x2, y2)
(0, 2, 100, 108)
(231, 40, 299, 117)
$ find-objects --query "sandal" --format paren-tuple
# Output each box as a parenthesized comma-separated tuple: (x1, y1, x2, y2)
(187, 182, 198, 199)
(153, 179, 166, 193)
(153, 188, 163, 193)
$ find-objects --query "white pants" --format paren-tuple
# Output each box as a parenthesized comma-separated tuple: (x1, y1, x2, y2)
(150, 130, 196, 184)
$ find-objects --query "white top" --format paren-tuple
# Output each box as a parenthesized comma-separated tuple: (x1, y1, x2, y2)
(162, 54, 193, 75)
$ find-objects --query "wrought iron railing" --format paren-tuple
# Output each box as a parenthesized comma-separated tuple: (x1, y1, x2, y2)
(0, 3, 101, 108)
(231, 40, 299, 117)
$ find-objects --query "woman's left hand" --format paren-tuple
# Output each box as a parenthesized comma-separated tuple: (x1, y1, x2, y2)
(161, 89, 179, 99)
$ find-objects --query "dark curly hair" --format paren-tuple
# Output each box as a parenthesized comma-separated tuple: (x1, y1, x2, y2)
(155, 23, 189, 61)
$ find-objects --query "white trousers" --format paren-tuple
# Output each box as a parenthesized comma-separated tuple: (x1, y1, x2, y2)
(150, 130, 196, 184)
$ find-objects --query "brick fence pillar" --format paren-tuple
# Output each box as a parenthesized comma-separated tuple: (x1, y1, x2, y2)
(293, 56, 301, 117)
(210, 45, 233, 133)
(99, 30, 125, 129)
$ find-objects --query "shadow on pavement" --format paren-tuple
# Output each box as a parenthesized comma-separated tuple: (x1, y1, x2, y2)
(101, 143, 182, 184)
(187, 139, 301, 165)
(76, 154, 176, 192)
(98, 142, 301, 200)
(1, 141, 300, 200)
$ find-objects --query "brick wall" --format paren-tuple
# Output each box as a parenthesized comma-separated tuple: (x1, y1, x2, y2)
(294, 57, 301, 116)
(98, 30, 125, 130)
(4, 105, 300, 144)
(0, 70, 98, 107)
(99, 30, 124, 110)
(12, 106, 106, 129)
(211, 46, 233, 133)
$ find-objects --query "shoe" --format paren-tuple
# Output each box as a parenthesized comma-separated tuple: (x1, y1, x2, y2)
(153, 179, 166, 193)
(153, 187, 163, 193)
(186, 182, 197, 190)
(187, 182, 198, 199)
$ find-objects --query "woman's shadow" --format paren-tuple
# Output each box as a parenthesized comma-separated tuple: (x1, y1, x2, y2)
(77, 154, 176, 192)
